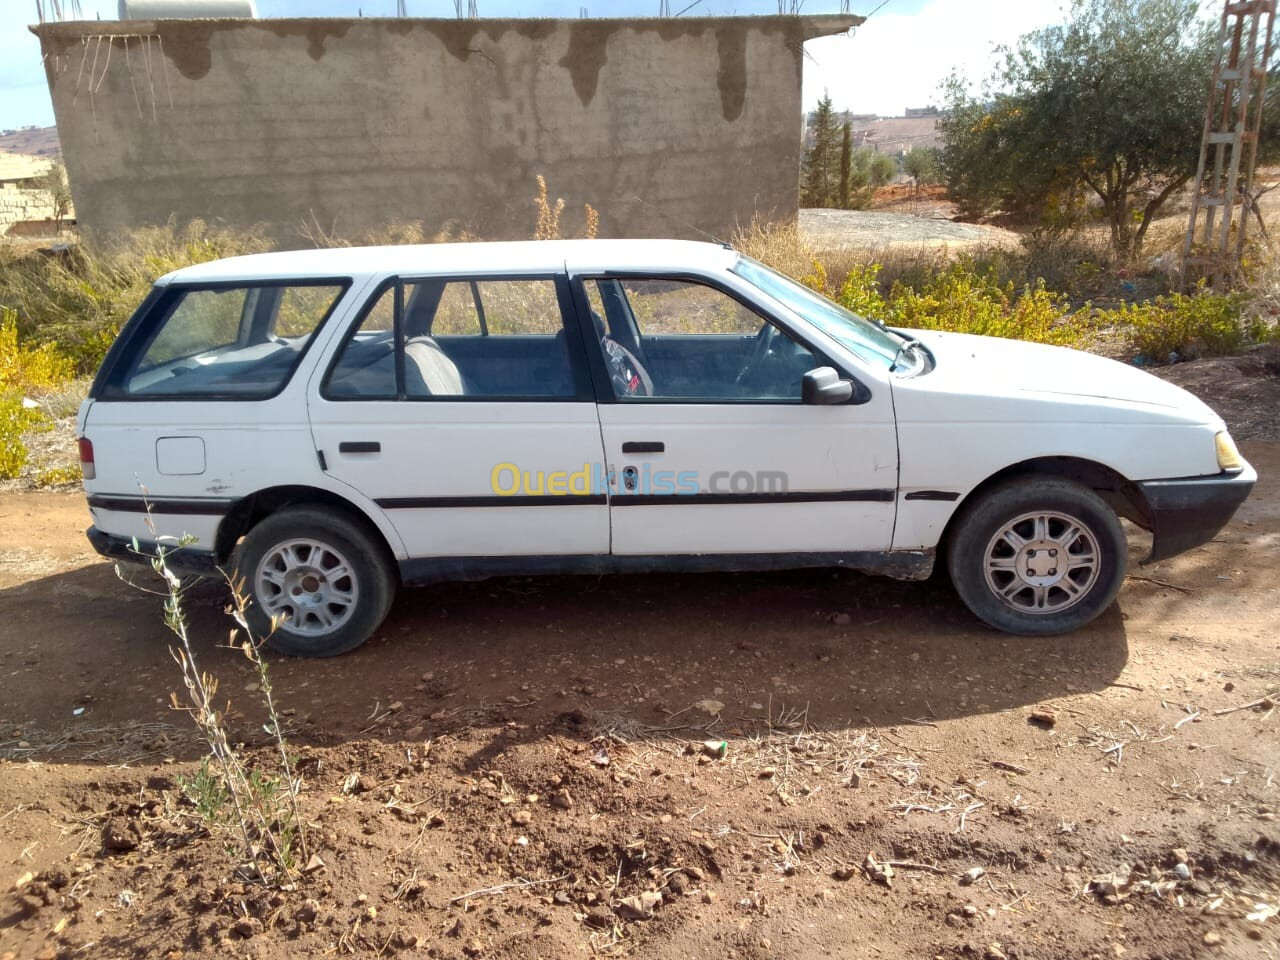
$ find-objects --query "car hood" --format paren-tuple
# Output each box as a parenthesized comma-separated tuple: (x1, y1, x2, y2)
(904, 329, 1218, 419)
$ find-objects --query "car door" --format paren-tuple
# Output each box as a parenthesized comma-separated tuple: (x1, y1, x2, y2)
(569, 272, 898, 556)
(308, 273, 610, 559)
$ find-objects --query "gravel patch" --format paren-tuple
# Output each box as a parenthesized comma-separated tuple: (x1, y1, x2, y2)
(800, 208, 1021, 250)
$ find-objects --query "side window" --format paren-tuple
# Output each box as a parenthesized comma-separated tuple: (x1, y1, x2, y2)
(276, 286, 344, 338)
(326, 285, 397, 399)
(476, 280, 562, 334)
(591, 278, 820, 401)
(429, 283, 481, 336)
(325, 277, 578, 400)
(117, 283, 344, 398)
(137, 288, 248, 370)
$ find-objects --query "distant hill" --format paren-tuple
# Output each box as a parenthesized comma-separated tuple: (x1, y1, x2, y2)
(0, 126, 60, 159)
(852, 117, 941, 154)
(803, 114, 940, 156)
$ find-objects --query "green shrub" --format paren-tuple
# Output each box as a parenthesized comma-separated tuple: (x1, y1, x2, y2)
(0, 308, 73, 392)
(0, 396, 47, 480)
(857, 263, 1086, 347)
(0, 309, 73, 479)
(1107, 287, 1276, 362)
(35, 464, 82, 486)
(836, 263, 887, 318)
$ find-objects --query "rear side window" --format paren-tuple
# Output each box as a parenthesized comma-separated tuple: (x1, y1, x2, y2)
(107, 282, 346, 399)
(325, 277, 584, 400)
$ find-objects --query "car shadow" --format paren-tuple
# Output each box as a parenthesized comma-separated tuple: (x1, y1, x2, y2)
(0, 559, 1129, 767)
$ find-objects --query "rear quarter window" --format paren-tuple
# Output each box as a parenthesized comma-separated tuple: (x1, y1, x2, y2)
(101, 281, 348, 400)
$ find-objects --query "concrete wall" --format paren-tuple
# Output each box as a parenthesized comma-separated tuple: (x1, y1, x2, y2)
(33, 15, 857, 244)
(0, 182, 61, 235)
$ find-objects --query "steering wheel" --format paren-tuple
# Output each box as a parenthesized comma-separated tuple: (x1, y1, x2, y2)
(734, 323, 779, 388)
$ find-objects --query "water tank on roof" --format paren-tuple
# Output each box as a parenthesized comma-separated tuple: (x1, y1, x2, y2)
(118, 0, 258, 17)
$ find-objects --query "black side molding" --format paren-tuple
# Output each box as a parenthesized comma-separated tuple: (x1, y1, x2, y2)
(339, 441, 381, 454)
(87, 494, 234, 516)
(611, 489, 895, 506)
(375, 490, 896, 509)
(398, 548, 935, 586)
(903, 490, 960, 502)
(377, 495, 609, 509)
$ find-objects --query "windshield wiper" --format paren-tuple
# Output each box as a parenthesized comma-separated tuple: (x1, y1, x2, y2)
(889, 338, 922, 372)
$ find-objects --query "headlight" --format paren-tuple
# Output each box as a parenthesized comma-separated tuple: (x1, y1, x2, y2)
(1215, 431, 1244, 472)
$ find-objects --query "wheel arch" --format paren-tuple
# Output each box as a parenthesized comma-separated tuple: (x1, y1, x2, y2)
(938, 456, 1151, 559)
(214, 485, 400, 576)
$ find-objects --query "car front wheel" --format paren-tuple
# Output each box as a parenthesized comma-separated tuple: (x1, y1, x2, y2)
(946, 476, 1127, 635)
(233, 506, 396, 657)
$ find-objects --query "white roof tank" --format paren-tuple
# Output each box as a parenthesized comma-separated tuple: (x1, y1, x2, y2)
(118, 0, 258, 17)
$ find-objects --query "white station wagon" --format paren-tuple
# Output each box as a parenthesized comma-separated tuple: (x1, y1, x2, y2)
(78, 239, 1255, 656)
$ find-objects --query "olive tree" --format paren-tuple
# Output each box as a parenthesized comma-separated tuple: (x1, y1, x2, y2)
(940, 0, 1212, 256)
(36, 159, 73, 232)
(902, 147, 940, 193)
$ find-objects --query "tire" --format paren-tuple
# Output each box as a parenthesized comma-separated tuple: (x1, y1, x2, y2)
(946, 476, 1127, 636)
(232, 506, 396, 657)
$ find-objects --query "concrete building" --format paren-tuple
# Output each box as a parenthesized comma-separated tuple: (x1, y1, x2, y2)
(31, 15, 858, 244)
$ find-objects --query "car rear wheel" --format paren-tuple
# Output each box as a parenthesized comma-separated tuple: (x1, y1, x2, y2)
(946, 476, 1127, 635)
(233, 506, 396, 657)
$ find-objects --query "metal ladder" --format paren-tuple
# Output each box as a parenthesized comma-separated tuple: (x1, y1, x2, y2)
(1181, 0, 1276, 286)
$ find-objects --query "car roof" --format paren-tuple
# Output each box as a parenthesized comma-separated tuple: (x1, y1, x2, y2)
(160, 238, 741, 284)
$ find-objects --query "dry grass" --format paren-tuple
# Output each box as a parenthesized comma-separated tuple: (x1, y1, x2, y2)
(298, 214, 476, 249)
(733, 215, 1089, 303)
(0, 719, 189, 764)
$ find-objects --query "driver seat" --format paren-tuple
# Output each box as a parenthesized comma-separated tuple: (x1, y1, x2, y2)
(592, 312, 653, 397)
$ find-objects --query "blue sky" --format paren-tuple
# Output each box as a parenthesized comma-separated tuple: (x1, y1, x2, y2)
(0, 0, 1066, 132)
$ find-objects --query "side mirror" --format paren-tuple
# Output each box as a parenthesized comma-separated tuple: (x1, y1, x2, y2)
(802, 366, 853, 405)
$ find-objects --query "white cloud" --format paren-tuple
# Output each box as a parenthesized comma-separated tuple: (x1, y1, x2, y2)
(803, 0, 1069, 116)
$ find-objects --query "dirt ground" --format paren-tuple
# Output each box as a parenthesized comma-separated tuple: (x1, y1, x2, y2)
(1, 363, 1279, 960)
(799, 207, 1021, 251)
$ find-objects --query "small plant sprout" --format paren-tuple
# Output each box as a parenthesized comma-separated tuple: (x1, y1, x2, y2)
(118, 503, 307, 885)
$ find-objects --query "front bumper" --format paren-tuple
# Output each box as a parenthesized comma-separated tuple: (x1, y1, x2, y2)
(86, 525, 222, 578)
(1137, 465, 1256, 562)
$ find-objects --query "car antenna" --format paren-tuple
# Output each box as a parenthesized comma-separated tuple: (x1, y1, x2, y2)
(628, 194, 732, 247)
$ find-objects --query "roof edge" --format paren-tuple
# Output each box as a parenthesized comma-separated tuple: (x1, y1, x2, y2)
(798, 14, 863, 40)
(30, 14, 863, 39)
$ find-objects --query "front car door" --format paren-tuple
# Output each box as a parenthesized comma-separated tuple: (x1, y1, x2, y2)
(308, 273, 610, 565)
(567, 268, 898, 557)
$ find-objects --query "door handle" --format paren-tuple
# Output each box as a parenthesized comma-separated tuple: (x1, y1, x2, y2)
(338, 441, 381, 454)
(621, 441, 664, 454)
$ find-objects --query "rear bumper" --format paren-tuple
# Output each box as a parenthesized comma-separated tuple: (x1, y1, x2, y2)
(1137, 465, 1256, 562)
(86, 525, 221, 578)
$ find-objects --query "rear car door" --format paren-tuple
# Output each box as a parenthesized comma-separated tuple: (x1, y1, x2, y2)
(308, 273, 611, 561)
(569, 272, 899, 556)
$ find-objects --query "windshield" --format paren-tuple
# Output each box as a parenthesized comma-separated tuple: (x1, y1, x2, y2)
(731, 255, 903, 370)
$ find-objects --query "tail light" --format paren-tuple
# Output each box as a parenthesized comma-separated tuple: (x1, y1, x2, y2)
(77, 437, 95, 481)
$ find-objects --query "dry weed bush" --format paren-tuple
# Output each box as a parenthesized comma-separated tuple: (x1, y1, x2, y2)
(298, 214, 475, 249)
(0, 219, 273, 372)
(130, 529, 307, 885)
(532, 175, 599, 241)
